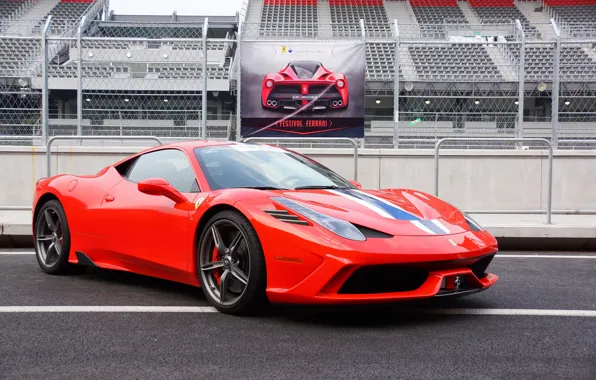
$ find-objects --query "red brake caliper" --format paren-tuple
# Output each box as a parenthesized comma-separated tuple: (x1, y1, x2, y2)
(212, 246, 222, 286)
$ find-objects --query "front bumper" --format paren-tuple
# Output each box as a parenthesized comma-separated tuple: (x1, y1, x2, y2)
(264, 229, 499, 305)
(266, 255, 498, 305)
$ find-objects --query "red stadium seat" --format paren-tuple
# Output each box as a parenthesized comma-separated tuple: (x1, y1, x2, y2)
(329, 0, 384, 6)
(408, 0, 459, 7)
(467, 0, 515, 7)
(263, 0, 318, 5)
(543, 0, 596, 5)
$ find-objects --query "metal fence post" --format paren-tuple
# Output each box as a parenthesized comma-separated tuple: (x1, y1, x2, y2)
(77, 16, 87, 136)
(41, 16, 52, 144)
(551, 19, 561, 150)
(236, 23, 242, 141)
(359, 19, 365, 39)
(393, 19, 400, 149)
(103, 0, 110, 20)
(515, 20, 525, 142)
(202, 18, 209, 140)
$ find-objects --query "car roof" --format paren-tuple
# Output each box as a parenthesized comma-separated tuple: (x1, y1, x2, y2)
(165, 139, 237, 150)
(148, 139, 290, 153)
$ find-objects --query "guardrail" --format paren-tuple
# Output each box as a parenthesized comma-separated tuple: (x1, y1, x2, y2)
(434, 137, 554, 224)
(242, 137, 359, 181)
(46, 136, 163, 177)
(0, 136, 35, 141)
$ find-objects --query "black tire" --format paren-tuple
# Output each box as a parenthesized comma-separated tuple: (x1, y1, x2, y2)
(197, 209, 268, 315)
(34, 199, 86, 275)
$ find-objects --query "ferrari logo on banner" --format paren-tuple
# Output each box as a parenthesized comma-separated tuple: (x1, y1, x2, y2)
(281, 45, 287, 54)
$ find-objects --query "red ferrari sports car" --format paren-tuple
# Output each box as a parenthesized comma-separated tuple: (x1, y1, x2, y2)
(32, 140, 498, 315)
(261, 60, 349, 112)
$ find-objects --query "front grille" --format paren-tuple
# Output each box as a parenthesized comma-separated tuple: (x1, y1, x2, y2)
(264, 209, 309, 225)
(336, 253, 496, 295)
(338, 265, 428, 294)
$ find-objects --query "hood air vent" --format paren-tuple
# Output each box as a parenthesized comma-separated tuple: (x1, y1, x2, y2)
(354, 224, 393, 239)
(264, 209, 309, 225)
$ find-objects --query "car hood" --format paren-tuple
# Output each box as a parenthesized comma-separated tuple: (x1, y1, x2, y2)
(270, 188, 471, 236)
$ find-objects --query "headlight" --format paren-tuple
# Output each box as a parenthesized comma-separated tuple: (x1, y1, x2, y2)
(271, 197, 365, 241)
(463, 212, 483, 232)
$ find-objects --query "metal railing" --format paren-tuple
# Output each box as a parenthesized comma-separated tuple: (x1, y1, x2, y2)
(46, 136, 163, 177)
(434, 138, 554, 224)
(243, 137, 359, 181)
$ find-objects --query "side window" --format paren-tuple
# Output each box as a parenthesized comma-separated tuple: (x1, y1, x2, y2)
(126, 149, 200, 193)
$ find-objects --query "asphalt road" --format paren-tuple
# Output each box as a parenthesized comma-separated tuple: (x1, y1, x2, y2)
(0, 251, 595, 380)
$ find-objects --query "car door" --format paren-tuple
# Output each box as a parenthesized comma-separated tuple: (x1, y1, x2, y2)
(100, 148, 204, 276)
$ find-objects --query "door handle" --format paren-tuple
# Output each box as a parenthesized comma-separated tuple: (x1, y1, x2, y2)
(105, 194, 115, 202)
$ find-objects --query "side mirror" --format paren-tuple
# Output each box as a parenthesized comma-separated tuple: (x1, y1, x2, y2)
(138, 178, 187, 204)
(349, 180, 363, 189)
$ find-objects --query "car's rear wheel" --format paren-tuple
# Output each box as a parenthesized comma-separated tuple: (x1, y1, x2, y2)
(34, 199, 84, 275)
(197, 210, 267, 315)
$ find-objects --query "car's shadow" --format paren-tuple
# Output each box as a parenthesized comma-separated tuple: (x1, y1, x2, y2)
(261, 297, 495, 327)
(66, 266, 202, 302)
(68, 266, 497, 326)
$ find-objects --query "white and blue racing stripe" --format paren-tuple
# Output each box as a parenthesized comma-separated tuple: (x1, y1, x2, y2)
(346, 189, 419, 221)
(329, 189, 450, 235)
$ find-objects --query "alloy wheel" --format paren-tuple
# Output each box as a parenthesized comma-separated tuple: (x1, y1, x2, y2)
(199, 219, 251, 307)
(35, 208, 64, 267)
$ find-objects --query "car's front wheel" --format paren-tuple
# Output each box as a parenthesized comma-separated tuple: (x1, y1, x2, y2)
(197, 210, 267, 315)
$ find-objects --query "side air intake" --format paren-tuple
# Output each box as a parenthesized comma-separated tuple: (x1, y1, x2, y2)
(264, 209, 309, 225)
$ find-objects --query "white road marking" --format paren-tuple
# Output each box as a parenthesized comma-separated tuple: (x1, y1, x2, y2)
(0, 306, 218, 313)
(399, 308, 596, 317)
(0, 306, 594, 317)
(495, 254, 596, 259)
(0, 252, 35, 255)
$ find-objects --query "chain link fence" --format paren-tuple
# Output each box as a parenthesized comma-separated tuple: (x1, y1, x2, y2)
(0, 35, 43, 137)
(557, 24, 596, 146)
(0, 13, 595, 149)
(395, 22, 520, 149)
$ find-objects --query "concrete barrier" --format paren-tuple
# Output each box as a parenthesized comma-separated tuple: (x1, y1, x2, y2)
(1, 145, 595, 213)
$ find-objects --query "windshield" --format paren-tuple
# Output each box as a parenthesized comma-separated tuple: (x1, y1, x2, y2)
(194, 144, 354, 191)
(289, 61, 321, 79)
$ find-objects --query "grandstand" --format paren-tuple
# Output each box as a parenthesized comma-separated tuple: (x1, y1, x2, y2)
(0, 0, 595, 148)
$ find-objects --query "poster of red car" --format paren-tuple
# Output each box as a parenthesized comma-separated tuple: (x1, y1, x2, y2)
(240, 42, 365, 138)
(261, 61, 349, 112)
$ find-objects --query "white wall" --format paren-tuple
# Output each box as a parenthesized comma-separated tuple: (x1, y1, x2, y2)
(1, 145, 595, 212)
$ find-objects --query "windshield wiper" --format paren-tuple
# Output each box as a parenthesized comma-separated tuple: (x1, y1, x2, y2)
(293, 185, 347, 190)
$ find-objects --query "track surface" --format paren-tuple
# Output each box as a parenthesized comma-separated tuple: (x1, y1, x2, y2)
(1, 251, 595, 380)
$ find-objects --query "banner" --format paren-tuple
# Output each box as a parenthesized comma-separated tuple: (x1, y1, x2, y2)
(239, 41, 365, 138)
